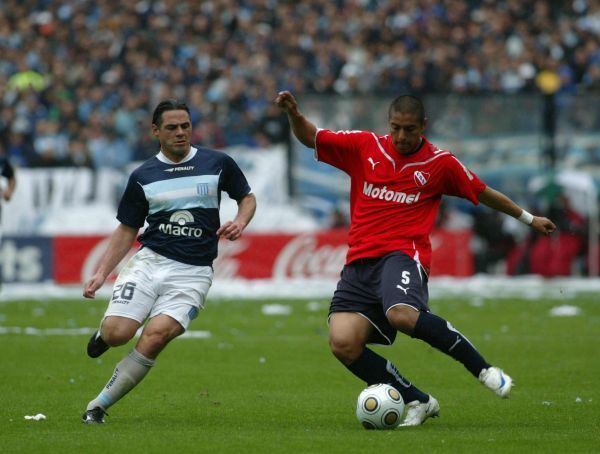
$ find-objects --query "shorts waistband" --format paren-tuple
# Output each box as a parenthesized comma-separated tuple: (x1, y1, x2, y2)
(350, 256, 382, 265)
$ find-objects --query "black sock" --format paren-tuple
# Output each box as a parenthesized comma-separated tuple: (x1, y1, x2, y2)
(346, 348, 429, 403)
(412, 311, 490, 377)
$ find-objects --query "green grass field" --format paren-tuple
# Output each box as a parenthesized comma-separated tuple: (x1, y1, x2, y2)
(1, 294, 599, 453)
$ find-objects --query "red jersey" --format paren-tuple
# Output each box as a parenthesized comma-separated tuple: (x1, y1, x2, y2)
(315, 129, 486, 274)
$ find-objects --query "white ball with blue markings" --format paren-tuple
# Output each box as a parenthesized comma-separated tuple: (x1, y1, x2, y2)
(356, 384, 404, 430)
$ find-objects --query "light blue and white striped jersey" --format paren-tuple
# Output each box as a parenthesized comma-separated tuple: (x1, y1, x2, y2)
(117, 146, 251, 266)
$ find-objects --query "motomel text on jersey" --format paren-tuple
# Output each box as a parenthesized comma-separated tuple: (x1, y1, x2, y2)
(363, 182, 421, 204)
(158, 223, 203, 237)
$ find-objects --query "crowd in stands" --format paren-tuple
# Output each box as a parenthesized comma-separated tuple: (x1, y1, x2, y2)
(0, 0, 599, 168)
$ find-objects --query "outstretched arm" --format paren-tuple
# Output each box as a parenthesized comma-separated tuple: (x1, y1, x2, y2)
(275, 91, 317, 148)
(217, 193, 256, 241)
(477, 186, 556, 235)
(83, 223, 139, 298)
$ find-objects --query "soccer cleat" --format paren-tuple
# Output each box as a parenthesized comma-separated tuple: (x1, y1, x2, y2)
(399, 395, 440, 427)
(87, 331, 109, 358)
(479, 366, 513, 398)
(82, 407, 107, 424)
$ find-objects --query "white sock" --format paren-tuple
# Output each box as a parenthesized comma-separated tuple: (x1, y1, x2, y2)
(86, 348, 155, 411)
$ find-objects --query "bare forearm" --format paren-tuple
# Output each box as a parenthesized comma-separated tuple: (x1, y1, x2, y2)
(217, 193, 256, 241)
(234, 193, 257, 229)
(275, 91, 317, 148)
(477, 186, 523, 218)
(287, 112, 317, 149)
(477, 186, 557, 235)
(95, 224, 139, 278)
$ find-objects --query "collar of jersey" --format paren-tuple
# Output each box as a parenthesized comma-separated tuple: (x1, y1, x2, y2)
(157, 146, 197, 165)
(396, 136, 426, 159)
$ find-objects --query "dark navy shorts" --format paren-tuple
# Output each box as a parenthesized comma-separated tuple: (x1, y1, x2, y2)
(329, 251, 429, 345)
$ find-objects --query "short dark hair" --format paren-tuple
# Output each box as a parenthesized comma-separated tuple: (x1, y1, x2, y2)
(388, 95, 425, 123)
(152, 99, 190, 127)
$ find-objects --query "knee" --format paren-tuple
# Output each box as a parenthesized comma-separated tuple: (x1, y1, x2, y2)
(137, 330, 172, 356)
(386, 306, 419, 335)
(329, 334, 364, 365)
(101, 321, 137, 346)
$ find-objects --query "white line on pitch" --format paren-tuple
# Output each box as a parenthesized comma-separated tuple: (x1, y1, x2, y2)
(0, 326, 211, 339)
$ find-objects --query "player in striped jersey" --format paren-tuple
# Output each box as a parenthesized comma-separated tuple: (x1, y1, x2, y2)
(82, 100, 256, 423)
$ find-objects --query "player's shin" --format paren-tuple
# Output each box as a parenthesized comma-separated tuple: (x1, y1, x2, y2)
(412, 311, 490, 377)
(86, 348, 155, 411)
(346, 347, 429, 404)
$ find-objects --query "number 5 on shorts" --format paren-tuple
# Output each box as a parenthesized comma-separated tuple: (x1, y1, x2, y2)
(112, 282, 137, 301)
(401, 271, 410, 285)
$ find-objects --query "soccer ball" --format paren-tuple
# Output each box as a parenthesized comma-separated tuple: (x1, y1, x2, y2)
(356, 384, 404, 430)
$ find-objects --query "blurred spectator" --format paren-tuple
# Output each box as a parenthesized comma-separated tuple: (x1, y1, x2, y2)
(5, 130, 36, 167)
(68, 135, 93, 168)
(528, 193, 587, 276)
(472, 210, 518, 274)
(329, 206, 349, 229)
(88, 127, 133, 169)
(7, 62, 46, 92)
(193, 119, 227, 149)
(507, 189, 588, 276)
(32, 119, 70, 166)
(257, 104, 290, 145)
(435, 199, 473, 231)
(0, 0, 599, 168)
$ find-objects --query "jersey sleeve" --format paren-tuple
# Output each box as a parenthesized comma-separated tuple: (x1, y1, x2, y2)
(315, 129, 366, 174)
(442, 155, 486, 204)
(116, 173, 149, 228)
(221, 154, 251, 202)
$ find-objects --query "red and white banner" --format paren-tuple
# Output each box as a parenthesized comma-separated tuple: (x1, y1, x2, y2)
(213, 230, 349, 280)
(430, 229, 474, 277)
(54, 236, 130, 284)
(52, 229, 473, 284)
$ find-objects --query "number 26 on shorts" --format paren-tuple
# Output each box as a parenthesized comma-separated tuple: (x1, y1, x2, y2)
(112, 282, 137, 301)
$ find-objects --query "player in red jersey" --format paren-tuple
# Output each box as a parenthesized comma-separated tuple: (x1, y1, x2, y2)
(276, 91, 556, 426)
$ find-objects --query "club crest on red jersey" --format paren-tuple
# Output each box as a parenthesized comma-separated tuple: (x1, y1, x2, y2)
(413, 170, 430, 187)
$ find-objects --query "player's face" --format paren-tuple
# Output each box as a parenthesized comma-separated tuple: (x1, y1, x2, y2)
(388, 112, 425, 155)
(152, 110, 192, 161)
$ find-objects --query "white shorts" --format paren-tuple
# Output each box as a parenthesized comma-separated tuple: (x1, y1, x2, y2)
(103, 247, 213, 330)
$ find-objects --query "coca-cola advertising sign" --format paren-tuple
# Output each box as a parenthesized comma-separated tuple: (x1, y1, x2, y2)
(213, 230, 348, 279)
(53, 236, 139, 284)
(51, 229, 473, 284)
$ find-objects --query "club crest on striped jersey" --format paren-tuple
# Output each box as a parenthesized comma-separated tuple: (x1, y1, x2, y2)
(413, 170, 430, 187)
(197, 182, 209, 195)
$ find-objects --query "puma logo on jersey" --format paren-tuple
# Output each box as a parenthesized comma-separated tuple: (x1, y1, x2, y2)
(367, 157, 380, 170)
(396, 284, 409, 294)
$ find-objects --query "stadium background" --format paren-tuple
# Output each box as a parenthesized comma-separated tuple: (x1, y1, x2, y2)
(1, 0, 599, 294)
(1, 3, 599, 452)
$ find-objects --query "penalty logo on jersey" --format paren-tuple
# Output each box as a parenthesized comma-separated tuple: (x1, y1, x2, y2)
(413, 170, 430, 187)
